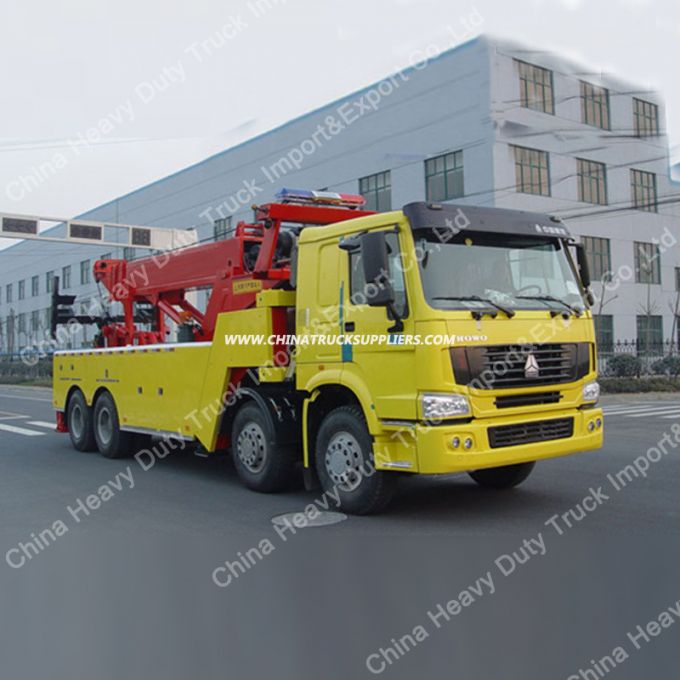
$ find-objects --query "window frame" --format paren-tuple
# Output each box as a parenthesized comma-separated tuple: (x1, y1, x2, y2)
(580, 81, 611, 130)
(359, 171, 392, 212)
(593, 314, 614, 352)
(630, 169, 658, 212)
(512, 145, 551, 196)
(62, 265, 72, 289)
(577, 158, 608, 205)
(214, 216, 232, 241)
(581, 236, 612, 283)
(634, 241, 661, 284)
(516, 59, 555, 115)
(633, 97, 660, 137)
(80, 259, 90, 285)
(425, 151, 464, 202)
(636, 315, 663, 351)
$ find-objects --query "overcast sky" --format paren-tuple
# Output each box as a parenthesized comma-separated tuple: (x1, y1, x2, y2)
(0, 0, 678, 232)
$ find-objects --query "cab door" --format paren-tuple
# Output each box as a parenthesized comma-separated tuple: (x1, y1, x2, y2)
(341, 227, 417, 420)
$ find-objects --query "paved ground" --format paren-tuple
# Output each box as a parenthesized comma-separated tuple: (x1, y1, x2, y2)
(1, 386, 678, 679)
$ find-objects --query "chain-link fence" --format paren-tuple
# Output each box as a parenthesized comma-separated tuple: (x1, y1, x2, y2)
(0, 354, 53, 384)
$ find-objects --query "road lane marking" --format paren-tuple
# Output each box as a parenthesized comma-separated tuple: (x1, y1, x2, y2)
(604, 405, 680, 415)
(26, 421, 56, 429)
(0, 423, 45, 437)
(0, 411, 30, 421)
(626, 408, 680, 418)
(0, 393, 51, 403)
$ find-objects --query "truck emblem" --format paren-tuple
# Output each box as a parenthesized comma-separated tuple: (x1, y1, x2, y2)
(524, 353, 540, 379)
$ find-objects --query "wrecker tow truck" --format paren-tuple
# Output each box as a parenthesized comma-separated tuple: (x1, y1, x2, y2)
(52, 189, 603, 514)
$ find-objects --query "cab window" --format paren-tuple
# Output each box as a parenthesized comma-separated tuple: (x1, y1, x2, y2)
(348, 231, 408, 318)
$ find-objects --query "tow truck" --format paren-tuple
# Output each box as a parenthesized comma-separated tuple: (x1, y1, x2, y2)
(52, 189, 603, 514)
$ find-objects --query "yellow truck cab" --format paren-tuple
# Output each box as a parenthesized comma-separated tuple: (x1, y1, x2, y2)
(53, 198, 603, 514)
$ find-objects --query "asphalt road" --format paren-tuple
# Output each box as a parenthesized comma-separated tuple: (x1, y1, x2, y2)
(1, 386, 678, 680)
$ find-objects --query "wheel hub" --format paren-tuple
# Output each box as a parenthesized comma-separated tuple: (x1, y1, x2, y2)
(237, 422, 267, 473)
(70, 404, 83, 439)
(97, 407, 113, 445)
(325, 431, 363, 491)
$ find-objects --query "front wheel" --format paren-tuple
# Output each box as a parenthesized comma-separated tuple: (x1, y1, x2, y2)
(468, 461, 535, 489)
(315, 406, 398, 515)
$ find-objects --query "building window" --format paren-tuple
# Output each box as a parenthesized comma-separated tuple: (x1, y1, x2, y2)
(17, 313, 26, 335)
(18, 280, 25, 300)
(80, 260, 90, 285)
(512, 145, 550, 196)
(631, 169, 658, 212)
(424, 151, 464, 202)
(676, 266, 680, 292)
(31, 275, 39, 297)
(580, 81, 610, 130)
(581, 236, 611, 283)
(633, 98, 659, 137)
(359, 171, 391, 212)
(594, 315, 614, 351)
(6, 284, 12, 303)
(634, 242, 661, 284)
(577, 159, 607, 205)
(214, 217, 232, 241)
(101, 252, 112, 260)
(31, 310, 40, 333)
(46, 271, 54, 294)
(637, 315, 663, 351)
(123, 247, 135, 261)
(62, 265, 72, 289)
(516, 60, 554, 114)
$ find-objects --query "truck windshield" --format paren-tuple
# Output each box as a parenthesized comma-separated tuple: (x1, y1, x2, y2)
(416, 230, 584, 313)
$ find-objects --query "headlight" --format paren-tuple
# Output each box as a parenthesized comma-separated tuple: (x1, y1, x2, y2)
(582, 380, 600, 402)
(422, 393, 470, 419)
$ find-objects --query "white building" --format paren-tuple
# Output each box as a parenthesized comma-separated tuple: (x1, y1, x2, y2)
(1, 34, 679, 354)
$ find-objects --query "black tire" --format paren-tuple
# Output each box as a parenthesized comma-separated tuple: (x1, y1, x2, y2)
(468, 461, 536, 489)
(315, 405, 398, 515)
(231, 402, 296, 492)
(93, 392, 133, 459)
(66, 390, 97, 452)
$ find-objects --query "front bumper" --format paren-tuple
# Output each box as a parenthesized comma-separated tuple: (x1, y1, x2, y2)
(376, 407, 603, 474)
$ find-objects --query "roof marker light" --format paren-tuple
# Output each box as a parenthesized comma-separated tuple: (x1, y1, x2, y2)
(276, 188, 366, 208)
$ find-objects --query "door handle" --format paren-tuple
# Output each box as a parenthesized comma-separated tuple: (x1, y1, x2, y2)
(344, 321, 355, 332)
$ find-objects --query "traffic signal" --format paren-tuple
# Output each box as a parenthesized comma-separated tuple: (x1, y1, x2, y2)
(50, 276, 77, 338)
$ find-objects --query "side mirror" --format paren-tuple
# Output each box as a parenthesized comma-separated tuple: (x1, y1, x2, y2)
(574, 243, 591, 289)
(360, 231, 395, 307)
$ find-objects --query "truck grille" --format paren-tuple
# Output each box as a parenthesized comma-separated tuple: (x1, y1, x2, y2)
(450, 343, 590, 389)
(495, 392, 562, 409)
(488, 417, 574, 449)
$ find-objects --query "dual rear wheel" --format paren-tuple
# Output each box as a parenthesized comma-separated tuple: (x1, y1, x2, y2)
(67, 390, 136, 459)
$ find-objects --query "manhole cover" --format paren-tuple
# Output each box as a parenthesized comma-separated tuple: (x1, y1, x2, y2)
(271, 511, 348, 528)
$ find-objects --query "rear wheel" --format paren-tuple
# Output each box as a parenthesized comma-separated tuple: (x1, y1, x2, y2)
(93, 392, 133, 459)
(315, 405, 398, 515)
(231, 402, 296, 492)
(67, 390, 96, 452)
(468, 461, 535, 489)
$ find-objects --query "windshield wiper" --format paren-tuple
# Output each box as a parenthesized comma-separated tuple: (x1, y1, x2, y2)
(433, 296, 516, 319)
(515, 295, 583, 317)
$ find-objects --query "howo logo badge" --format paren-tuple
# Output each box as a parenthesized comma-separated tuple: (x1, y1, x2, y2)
(524, 353, 540, 379)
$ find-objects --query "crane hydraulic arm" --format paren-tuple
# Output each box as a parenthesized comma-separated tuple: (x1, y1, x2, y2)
(90, 194, 374, 347)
